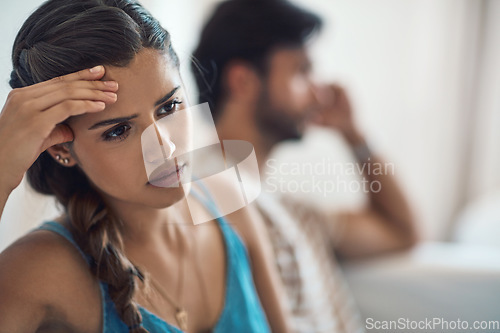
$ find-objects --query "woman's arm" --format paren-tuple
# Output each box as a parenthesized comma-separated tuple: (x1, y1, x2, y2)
(231, 204, 291, 333)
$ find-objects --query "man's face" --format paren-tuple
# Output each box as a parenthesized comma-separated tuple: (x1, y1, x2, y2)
(255, 46, 318, 142)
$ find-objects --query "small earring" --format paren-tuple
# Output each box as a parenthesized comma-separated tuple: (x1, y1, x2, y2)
(56, 154, 70, 164)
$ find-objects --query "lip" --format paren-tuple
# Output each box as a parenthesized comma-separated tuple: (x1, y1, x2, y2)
(147, 162, 187, 187)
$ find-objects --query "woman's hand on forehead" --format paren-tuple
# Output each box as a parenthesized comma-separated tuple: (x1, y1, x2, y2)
(0, 66, 118, 195)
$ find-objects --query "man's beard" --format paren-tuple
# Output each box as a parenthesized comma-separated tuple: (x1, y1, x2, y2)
(254, 89, 305, 145)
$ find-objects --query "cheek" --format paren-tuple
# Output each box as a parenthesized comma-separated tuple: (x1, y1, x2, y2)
(289, 75, 313, 107)
(269, 73, 312, 113)
(73, 137, 146, 192)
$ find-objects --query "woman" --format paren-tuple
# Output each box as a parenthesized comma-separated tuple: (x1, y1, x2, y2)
(0, 0, 289, 332)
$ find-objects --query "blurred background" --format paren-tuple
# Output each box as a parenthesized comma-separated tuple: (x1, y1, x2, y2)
(1, 0, 499, 331)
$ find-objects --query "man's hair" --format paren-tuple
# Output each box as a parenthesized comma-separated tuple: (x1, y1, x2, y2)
(192, 0, 322, 121)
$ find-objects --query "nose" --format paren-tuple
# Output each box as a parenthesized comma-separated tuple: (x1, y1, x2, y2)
(142, 121, 176, 164)
(154, 122, 176, 160)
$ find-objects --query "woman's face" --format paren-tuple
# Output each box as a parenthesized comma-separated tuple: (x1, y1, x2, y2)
(65, 49, 191, 209)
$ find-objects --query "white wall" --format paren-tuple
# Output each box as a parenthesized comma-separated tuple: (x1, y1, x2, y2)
(467, 0, 500, 198)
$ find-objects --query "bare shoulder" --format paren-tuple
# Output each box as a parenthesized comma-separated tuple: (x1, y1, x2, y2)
(228, 202, 265, 240)
(190, 178, 268, 251)
(0, 226, 101, 332)
(0, 225, 90, 279)
(226, 200, 271, 259)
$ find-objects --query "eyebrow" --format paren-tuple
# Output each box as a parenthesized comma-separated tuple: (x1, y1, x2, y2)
(88, 114, 139, 130)
(155, 86, 180, 106)
(88, 86, 181, 130)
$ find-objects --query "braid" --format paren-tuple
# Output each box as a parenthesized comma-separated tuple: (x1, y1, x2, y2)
(67, 188, 148, 333)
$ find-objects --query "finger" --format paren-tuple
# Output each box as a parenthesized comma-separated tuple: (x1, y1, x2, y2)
(30, 79, 118, 100)
(17, 65, 109, 96)
(14, 78, 118, 104)
(43, 65, 106, 86)
(308, 112, 325, 125)
(315, 85, 336, 106)
(28, 87, 117, 112)
(328, 83, 349, 102)
(43, 100, 107, 125)
(327, 83, 342, 92)
(41, 123, 74, 151)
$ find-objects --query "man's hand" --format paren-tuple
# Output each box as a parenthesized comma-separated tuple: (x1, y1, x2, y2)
(311, 83, 363, 145)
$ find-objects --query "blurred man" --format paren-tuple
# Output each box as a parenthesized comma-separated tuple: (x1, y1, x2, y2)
(192, 0, 418, 331)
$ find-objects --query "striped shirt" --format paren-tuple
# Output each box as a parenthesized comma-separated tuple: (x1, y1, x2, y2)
(256, 192, 364, 333)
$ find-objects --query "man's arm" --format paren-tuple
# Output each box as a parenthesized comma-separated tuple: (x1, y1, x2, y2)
(314, 84, 418, 259)
(335, 150, 418, 259)
(229, 203, 291, 333)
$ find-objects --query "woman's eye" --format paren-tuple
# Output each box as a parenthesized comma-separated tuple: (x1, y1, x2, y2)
(158, 98, 183, 116)
(103, 124, 131, 141)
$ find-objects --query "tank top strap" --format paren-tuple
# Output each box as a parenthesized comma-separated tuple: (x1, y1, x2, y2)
(190, 180, 230, 223)
(189, 183, 242, 245)
(190, 183, 271, 332)
(35, 221, 92, 265)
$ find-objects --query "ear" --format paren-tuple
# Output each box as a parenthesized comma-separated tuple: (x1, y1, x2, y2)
(224, 61, 262, 103)
(46, 143, 78, 167)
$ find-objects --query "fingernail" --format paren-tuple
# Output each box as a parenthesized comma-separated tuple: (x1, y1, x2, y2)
(103, 81, 118, 88)
(90, 65, 103, 73)
(104, 92, 117, 99)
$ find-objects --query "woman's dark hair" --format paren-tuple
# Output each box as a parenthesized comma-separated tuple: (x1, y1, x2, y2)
(10, 1, 179, 331)
(191, 0, 322, 121)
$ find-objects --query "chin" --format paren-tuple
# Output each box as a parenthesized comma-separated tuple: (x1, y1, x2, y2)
(280, 126, 304, 142)
(147, 184, 189, 209)
(289, 128, 305, 140)
(262, 115, 305, 143)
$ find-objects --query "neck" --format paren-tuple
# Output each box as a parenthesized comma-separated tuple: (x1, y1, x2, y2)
(104, 195, 190, 249)
(216, 101, 275, 172)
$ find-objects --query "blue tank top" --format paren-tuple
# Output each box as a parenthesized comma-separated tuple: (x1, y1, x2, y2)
(35, 188, 270, 333)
